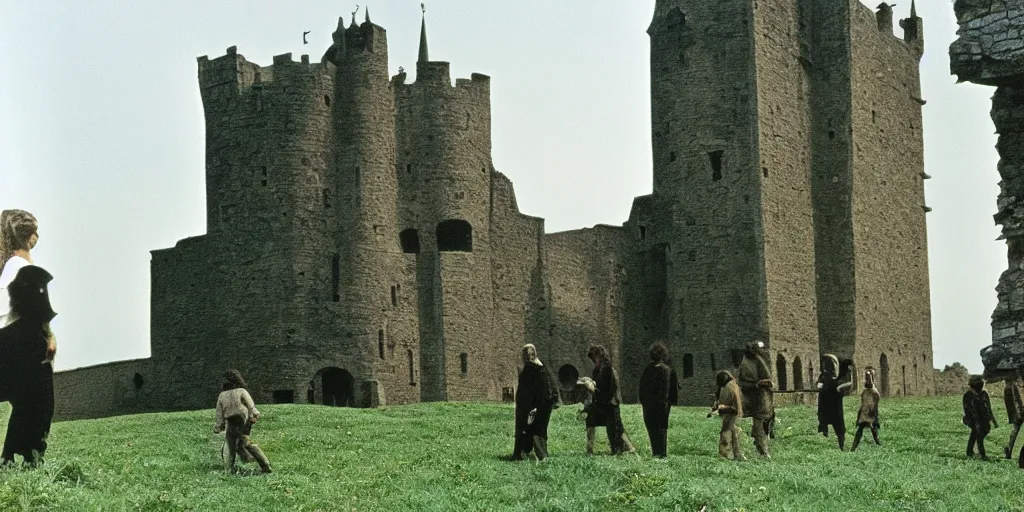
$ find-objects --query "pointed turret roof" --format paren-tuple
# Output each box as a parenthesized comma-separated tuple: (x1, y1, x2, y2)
(910, 0, 918, 18)
(418, 4, 429, 63)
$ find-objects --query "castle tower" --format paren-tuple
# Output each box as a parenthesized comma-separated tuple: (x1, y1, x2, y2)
(323, 15, 408, 406)
(393, 8, 500, 401)
(645, 0, 820, 401)
(645, 0, 932, 401)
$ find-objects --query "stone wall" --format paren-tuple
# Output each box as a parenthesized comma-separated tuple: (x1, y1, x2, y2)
(53, 359, 154, 421)
(51, 5, 938, 419)
(950, 0, 1024, 380)
(848, 2, 933, 396)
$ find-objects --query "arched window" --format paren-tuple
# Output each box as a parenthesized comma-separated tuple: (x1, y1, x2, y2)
(400, 228, 421, 254)
(776, 354, 788, 391)
(436, 219, 473, 252)
(793, 357, 804, 391)
(682, 354, 694, 378)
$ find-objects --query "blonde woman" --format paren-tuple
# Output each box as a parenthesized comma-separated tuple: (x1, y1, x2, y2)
(0, 210, 54, 362)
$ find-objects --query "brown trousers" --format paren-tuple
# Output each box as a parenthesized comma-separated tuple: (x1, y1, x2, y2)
(719, 413, 743, 459)
(225, 416, 271, 473)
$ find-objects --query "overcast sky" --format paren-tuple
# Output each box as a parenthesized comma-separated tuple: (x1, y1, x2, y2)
(0, 1, 1003, 374)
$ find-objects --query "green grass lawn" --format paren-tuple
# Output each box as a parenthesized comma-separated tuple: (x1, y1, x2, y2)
(0, 396, 1021, 511)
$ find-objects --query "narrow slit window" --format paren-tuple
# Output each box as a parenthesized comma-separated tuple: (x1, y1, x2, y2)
(391, 286, 397, 306)
(331, 253, 341, 302)
(709, 151, 723, 181)
(378, 330, 385, 360)
(460, 353, 468, 374)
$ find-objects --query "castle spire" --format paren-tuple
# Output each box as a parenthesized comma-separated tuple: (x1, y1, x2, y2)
(365, 6, 370, 24)
(910, 0, 918, 18)
(418, 3, 429, 63)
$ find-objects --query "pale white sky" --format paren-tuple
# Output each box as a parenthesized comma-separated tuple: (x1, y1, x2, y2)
(0, 1, 1003, 373)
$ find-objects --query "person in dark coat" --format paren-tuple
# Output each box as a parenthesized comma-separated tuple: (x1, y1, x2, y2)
(736, 340, 774, 457)
(0, 265, 57, 467)
(638, 342, 677, 458)
(963, 375, 998, 460)
(586, 345, 635, 455)
(816, 354, 854, 450)
(512, 344, 560, 460)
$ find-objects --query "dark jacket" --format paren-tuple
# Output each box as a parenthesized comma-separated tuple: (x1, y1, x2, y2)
(963, 388, 995, 428)
(817, 371, 853, 426)
(516, 363, 553, 429)
(592, 364, 623, 407)
(638, 361, 676, 409)
(0, 319, 53, 402)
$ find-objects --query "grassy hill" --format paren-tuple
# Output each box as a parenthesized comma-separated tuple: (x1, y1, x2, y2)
(0, 396, 1021, 511)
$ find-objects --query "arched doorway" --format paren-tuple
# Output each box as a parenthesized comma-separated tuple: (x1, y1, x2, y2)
(793, 356, 803, 391)
(776, 354, 788, 391)
(312, 367, 355, 407)
(879, 353, 890, 398)
(558, 364, 579, 389)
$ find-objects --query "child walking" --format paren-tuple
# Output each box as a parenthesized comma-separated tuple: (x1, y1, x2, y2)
(962, 375, 998, 460)
(213, 370, 272, 474)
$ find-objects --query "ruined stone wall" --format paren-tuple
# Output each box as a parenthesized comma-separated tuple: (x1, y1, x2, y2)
(489, 171, 546, 397)
(543, 226, 628, 395)
(752, 0, 820, 393)
(848, 3, 932, 396)
(951, 0, 1024, 382)
(53, 359, 154, 421)
(649, 0, 767, 405)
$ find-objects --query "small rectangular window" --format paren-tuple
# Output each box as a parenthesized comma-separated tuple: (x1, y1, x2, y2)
(709, 151, 724, 181)
(460, 353, 468, 374)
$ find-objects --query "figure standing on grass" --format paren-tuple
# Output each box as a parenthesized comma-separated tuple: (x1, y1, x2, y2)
(0, 210, 55, 365)
(1002, 371, 1023, 462)
(213, 370, 272, 474)
(817, 354, 854, 451)
(850, 368, 881, 451)
(586, 345, 636, 455)
(512, 343, 560, 461)
(638, 342, 678, 458)
(708, 370, 745, 461)
(962, 375, 997, 460)
(0, 265, 58, 467)
(737, 341, 774, 458)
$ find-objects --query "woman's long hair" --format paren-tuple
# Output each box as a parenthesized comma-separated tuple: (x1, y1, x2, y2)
(222, 369, 248, 391)
(0, 209, 38, 275)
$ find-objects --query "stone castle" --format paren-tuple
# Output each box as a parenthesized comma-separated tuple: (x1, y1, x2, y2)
(53, 1, 935, 420)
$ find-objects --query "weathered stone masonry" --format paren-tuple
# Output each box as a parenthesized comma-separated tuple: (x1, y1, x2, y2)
(950, 0, 1024, 377)
(53, 2, 934, 419)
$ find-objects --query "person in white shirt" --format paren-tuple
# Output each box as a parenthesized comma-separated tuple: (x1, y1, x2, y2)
(0, 210, 54, 362)
(213, 370, 272, 474)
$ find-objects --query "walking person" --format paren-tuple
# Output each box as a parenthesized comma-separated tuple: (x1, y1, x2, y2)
(213, 370, 272, 474)
(1003, 371, 1023, 461)
(638, 342, 677, 458)
(963, 375, 998, 460)
(586, 345, 635, 455)
(0, 265, 58, 466)
(511, 344, 560, 461)
(737, 341, 774, 458)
